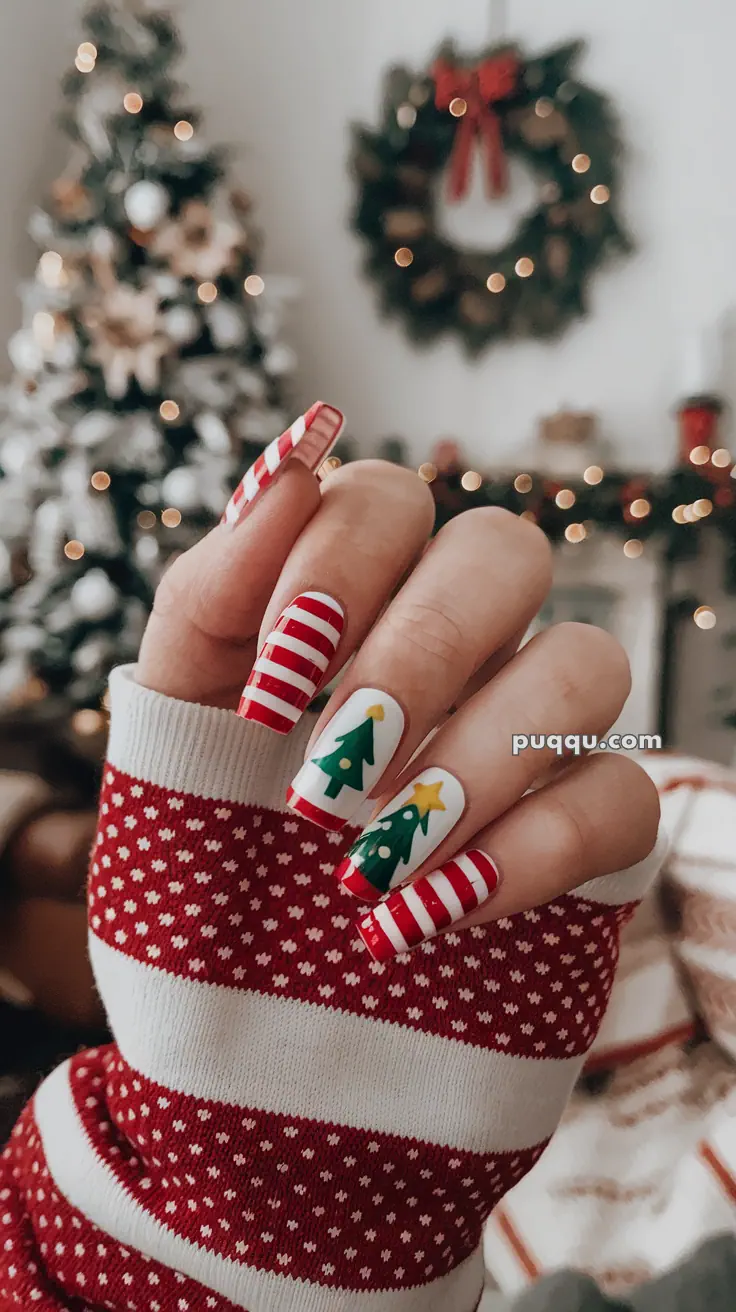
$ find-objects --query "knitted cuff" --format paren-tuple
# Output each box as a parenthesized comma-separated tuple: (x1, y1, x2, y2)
(107, 664, 318, 812)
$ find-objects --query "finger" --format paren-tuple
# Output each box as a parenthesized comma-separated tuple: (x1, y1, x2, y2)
(334, 621, 631, 901)
(286, 509, 551, 830)
(236, 460, 435, 737)
(138, 460, 321, 706)
(356, 754, 662, 960)
(137, 402, 343, 706)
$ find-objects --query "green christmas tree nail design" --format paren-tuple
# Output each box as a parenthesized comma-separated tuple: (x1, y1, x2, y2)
(287, 690, 405, 831)
(336, 768, 466, 901)
(313, 703, 383, 798)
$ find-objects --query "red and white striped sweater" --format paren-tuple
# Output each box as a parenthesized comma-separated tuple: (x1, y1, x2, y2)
(0, 667, 665, 1311)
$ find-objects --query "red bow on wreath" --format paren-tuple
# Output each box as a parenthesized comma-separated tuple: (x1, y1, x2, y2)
(432, 53, 520, 201)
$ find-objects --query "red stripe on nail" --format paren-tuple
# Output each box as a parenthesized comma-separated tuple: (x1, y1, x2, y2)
(413, 876, 456, 930)
(249, 672, 314, 707)
(285, 788, 348, 832)
(439, 859, 481, 915)
(262, 644, 324, 683)
(236, 697, 295, 735)
(337, 860, 382, 903)
(356, 914, 398, 963)
(296, 595, 345, 629)
(465, 849, 501, 895)
(281, 617, 337, 658)
(388, 894, 427, 947)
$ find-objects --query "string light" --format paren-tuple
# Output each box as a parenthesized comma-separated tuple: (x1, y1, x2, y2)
(572, 153, 591, 173)
(197, 281, 218, 303)
(514, 473, 533, 493)
(711, 448, 731, 467)
(535, 97, 554, 118)
(159, 399, 180, 422)
(693, 605, 716, 630)
(590, 184, 610, 205)
(449, 97, 467, 117)
(486, 272, 506, 293)
(672, 504, 688, 524)
(515, 257, 534, 278)
(565, 523, 587, 543)
(75, 44, 96, 73)
(394, 247, 414, 267)
(123, 92, 143, 114)
(583, 465, 604, 485)
(38, 251, 65, 288)
(629, 498, 651, 518)
(682, 504, 696, 522)
(137, 510, 156, 529)
(72, 708, 104, 736)
(161, 507, 182, 528)
(555, 488, 575, 509)
(418, 462, 437, 482)
(461, 470, 482, 491)
(243, 274, 265, 296)
(32, 311, 56, 351)
(623, 539, 643, 558)
(174, 120, 194, 141)
(396, 104, 417, 129)
(90, 470, 111, 491)
(693, 497, 713, 518)
(64, 540, 85, 560)
(520, 509, 537, 523)
(690, 445, 710, 465)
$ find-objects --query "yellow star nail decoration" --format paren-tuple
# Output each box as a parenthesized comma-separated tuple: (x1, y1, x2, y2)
(365, 704, 385, 721)
(408, 779, 445, 817)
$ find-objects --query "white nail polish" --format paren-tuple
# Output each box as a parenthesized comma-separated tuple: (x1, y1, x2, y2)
(337, 766, 466, 901)
(287, 688, 405, 831)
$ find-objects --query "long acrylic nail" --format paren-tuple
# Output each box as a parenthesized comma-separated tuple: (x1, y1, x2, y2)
(287, 688, 405, 831)
(237, 592, 344, 734)
(356, 849, 500, 961)
(335, 766, 465, 902)
(221, 401, 344, 527)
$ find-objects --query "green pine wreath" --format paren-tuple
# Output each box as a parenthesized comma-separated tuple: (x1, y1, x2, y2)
(351, 40, 631, 355)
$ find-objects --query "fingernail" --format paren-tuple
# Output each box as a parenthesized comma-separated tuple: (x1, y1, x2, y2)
(336, 767, 465, 902)
(287, 688, 405, 831)
(221, 401, 344, 527)
(356, 849, 500, 961)
(237, 592, 344, 734)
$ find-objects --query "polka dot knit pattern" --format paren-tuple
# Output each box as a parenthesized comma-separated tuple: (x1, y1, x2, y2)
(0, 666, 665, 1311)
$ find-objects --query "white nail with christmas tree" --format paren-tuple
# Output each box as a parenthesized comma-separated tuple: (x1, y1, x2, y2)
(335, 766, 466, 902)
(287, 688, 405, 831)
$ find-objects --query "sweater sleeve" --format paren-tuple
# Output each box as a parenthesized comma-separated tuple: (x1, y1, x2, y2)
(0, 664, 666, 1312)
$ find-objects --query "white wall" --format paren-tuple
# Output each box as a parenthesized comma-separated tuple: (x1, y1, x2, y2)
(5, 0, 736, 468)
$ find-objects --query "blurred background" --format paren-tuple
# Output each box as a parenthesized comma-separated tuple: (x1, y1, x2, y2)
(0, 2, 734, 1304)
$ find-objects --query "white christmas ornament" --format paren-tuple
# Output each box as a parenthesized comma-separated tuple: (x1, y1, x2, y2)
(194, 411, 231, 454)
(206, 300, 245, 348)
(72, 411, 118, 448)
(163, 304, 199, 344)
(8, 329, 43, 375)
(71, 569, 119, 620)
(124, 179, 169, 230)
(161, 466, 201, 511)
(264, 343, 297, 376)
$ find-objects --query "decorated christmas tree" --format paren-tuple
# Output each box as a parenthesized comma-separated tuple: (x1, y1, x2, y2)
(314, 703, 382, 798)
(348, 779, 446, 896)
(0, 0, 296, 718)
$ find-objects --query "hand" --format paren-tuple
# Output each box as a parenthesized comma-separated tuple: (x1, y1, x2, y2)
(138, 439, 660, 944)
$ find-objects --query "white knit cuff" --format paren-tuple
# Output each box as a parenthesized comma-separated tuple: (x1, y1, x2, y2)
(106, 665, 318, 812)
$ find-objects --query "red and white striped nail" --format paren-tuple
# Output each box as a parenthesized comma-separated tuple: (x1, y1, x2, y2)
(237, 592, 345, 734)
(221, 401, 344, 527)
(356, 849, 500, 962)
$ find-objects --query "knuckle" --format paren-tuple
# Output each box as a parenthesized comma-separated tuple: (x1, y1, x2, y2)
(385, 598, 466, 668)
(540, 791, 589, 874)
(542, 622, 632, 707)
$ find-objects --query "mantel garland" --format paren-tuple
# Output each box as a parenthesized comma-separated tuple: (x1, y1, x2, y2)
(351, 39, 631, 355)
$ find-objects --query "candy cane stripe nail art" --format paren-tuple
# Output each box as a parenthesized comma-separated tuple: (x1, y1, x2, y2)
(221, 401, 344, 526)
(357, 849, 500, 961)
(238, 592, 344, 733)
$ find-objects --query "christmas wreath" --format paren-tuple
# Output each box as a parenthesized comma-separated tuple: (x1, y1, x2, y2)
(351, 40, 631, 354)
